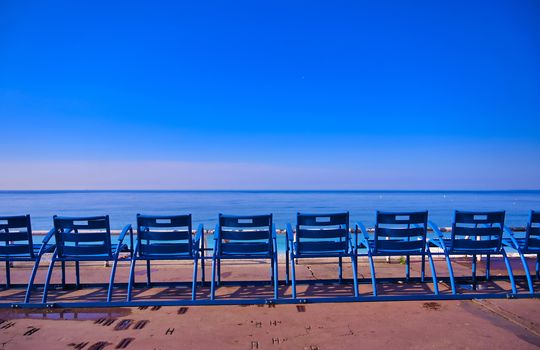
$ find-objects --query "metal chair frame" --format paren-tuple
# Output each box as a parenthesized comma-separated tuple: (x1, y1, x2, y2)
(503, 210, 540, 294)
(126, 214, 203, 301)
(25, 215, 132, 303)
(0, 215, 55, 290)
(429, 210, 517, 295)
(0, 210, 538, 308)
(286, 212, 359, 299)
(210, 214, 278, 300)
(356, 211, 439, 296)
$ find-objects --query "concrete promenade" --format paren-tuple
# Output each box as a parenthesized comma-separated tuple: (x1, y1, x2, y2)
(0, 257, 539, 349)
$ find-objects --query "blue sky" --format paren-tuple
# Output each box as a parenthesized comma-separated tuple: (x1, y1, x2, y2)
(1, 1, 539, 190)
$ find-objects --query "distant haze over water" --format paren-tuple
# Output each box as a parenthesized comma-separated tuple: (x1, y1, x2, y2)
(0, 190, 538, 230)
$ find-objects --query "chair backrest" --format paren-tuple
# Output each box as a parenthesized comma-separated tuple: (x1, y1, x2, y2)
(218, 214, 273, 255)
(296, 212, 349, 254)
(137, 214, 193, 257)
(0, 215, 34, 258)
(54, 216, 112, 258)
(374, 211, 428, 254)
(451, 210, 505, 253)
(525, 210, 540, 251)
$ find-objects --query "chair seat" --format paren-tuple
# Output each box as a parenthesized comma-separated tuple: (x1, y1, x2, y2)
(59, 243, 129, 260)
(138, 252, 194, 259)
(293, 240, 349, 257)
(361, 240, 424, 255)
(117, 243, 130, 253)
(442, 238, 500, 254)
(293, 250, 351, 258)
(35, 243, 56, 254)
(0, 244, 56, 260)
(217, 252, 273, 259)
(513, 238, 540, 252)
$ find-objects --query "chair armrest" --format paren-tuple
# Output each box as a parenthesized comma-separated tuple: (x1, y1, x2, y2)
(42, 228, 56, 244)
(503, 226, 515, 237)
(271, 224, 278, 253)
(428, 221, 445, 238)
(212, 224, 220, 256)
(214, 224, 220, 240)
(194, 224, 204, 254)
(195, 224, 204, 243)
(35, 228, 57, 256)
(356, 222, 372, 250)
(118, 224, 133, 243)
(356, 221, 370, 240)
(428, 221, 447, 250)
(426, 236, 443, 249)
(286, 223, 294, 242)
(349, 227, 358, 250)
(503, 226, 522, 249)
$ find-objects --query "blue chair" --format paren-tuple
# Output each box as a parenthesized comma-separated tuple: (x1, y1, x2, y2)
(357, 211, 439, 296)
(211, 214, 278, 300)
(429, 210, 517, 294)
(503, 210, 540, 294)
(1, 215, 55, 289)
(25, 215, 132, 303)
(286, 212, 358, 299)
(127, 214, 203, 301)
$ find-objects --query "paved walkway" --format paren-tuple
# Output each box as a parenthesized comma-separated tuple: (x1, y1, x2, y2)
(0, 257, 539, 349)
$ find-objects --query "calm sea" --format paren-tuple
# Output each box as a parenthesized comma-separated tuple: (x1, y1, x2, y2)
(0, 190, 539, 230)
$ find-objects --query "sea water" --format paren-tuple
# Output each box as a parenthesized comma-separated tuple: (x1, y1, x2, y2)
(0, 190, 538, 230)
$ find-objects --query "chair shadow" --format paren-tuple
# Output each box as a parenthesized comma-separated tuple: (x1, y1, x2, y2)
(213, 284, 282, 300)
(6, 256, 540, 304)
(129, 284, 210, 300)
(29, 286, 116, 303)
(376, 281, 436, 295)
(0, 288, 28, 302)
(288, 282, 356, 298)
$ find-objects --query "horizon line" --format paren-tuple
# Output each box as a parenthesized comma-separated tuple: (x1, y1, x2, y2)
(1, 189, 540, 192)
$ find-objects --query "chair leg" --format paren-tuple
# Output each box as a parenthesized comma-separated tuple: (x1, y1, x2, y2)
(516, 250, 534, 294)
(285, 246, 290, 285)
(405, 255, 410, 281)
(472, 254, 477, 290)
(291, 256, 297, 299)
(42, 255, 58, 303)
(501, 249, 517, 294)
(270, 255, 275, 281)
(485, 254, 491, 280)
(421, 254, 426, 283)
(192, 254, 199, 301)
(210, 257, 217, 300)
(61, 261, 66, 288)
(200, 244, 206, 285)
(444, 253, 457, 295)
(273, 255, 279, 300)
(5, 260, 11, 289)
(427, 250, 439, 295)
(536, 254, 539, 280)
(75, 261, 80, 288)
(367, 253, 377, 296)
(25, 251, 48, 303)
(351, 255, 359, 297)
(338, 256, 343, 283)
(107, 257, 121, 302)
(126, 258, 137, 302)
(146, 260, 151, 287)
(217, 258, 221, 286)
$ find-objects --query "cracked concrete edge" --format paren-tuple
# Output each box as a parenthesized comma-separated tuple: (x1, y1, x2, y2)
(470, 299, 540, 337)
